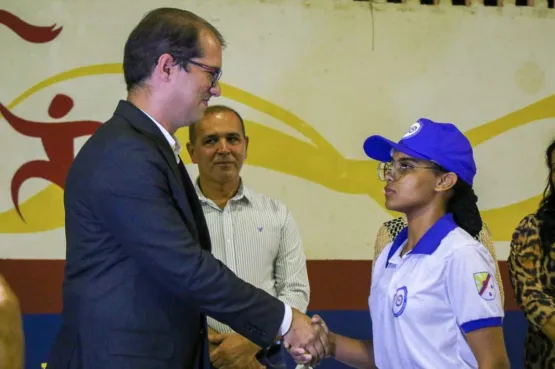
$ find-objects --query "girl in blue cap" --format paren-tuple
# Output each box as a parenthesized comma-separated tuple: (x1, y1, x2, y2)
(287, 119, 510, 369)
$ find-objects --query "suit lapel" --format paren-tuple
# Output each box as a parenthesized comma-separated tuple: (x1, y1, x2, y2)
(177, 161, 212, 252)
(114, 101, 186, 188)
(112, 100, 207, 245)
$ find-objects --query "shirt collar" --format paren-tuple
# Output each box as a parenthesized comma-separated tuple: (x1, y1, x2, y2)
(194, 178, 252, 205)
(386, 213, 458, 266)
(140, 109, 182, 163)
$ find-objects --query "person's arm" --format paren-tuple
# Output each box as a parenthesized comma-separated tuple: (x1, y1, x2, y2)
(89, 140, 310, 349)
(466, 327, 509, 369)
(274, 209, 310, 313)
(330, 333, 376, 369)
(0, 275, 24, 369)
(508, 214, 555, 341)
(446, 244, 510, 369)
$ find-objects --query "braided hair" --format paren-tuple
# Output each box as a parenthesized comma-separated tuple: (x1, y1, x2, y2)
(434, 165, 483, 238)
(447, 180, 483, 238)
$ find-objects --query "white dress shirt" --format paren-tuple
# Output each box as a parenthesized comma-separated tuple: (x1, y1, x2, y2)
(194, 180, 309, 335)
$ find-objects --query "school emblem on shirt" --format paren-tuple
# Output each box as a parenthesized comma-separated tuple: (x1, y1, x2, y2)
(392, 286, 408, 317)
(474, 272, 496, 301)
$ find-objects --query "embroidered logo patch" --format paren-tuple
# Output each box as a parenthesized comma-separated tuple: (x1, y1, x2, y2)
(402, 122, 422, 139)
(474, 271, 496, 301)
(392, 286, 408, 317)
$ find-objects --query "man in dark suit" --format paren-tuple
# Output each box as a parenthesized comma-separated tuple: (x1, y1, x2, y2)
(46, 7, 328, 369)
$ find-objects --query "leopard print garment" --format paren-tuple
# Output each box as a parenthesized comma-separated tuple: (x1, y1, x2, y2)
(508, 214, 555, 369)
(373, 216, 505, 306)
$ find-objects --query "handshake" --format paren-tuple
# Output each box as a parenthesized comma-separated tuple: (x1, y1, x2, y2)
(281, 309, 333, 367)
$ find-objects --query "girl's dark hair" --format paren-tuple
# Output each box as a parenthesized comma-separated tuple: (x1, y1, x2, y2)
(447, 180, 483, 238)
(536, 138, 555, 252)
(435, 165, 483, 238)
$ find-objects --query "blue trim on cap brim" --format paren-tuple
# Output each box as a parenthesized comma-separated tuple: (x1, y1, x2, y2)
(363, 136, 430, 162)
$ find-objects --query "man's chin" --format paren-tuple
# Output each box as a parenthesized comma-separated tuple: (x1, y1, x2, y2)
(185, 108, 205, 126)
(213, 172, 238, 182)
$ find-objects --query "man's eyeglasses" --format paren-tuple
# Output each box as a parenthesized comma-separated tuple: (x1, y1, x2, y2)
(377, 160, 439, 182)
(187, 59, 222, 88)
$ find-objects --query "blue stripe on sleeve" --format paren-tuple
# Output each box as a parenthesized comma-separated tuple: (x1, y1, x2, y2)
(460, 317, 503, 334)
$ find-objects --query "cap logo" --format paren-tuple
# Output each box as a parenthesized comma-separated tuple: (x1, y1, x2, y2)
(402, 122, 422, 139)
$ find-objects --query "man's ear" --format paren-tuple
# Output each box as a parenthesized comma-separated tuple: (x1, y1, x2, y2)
(152, 53, 178, 83)
(435, 172, 458, 193)
(186, 142, 197, 164)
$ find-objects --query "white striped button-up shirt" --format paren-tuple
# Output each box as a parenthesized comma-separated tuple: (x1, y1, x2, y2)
(194, 180, 310, 334)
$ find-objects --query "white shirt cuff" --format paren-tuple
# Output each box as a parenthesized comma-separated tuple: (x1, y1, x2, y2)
(279, 303, 293, 336)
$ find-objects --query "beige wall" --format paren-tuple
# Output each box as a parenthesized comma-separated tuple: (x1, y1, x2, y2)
(0, 0, 554, 260)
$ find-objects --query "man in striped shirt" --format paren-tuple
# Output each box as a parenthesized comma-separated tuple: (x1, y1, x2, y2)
(186, 105, 310, 369)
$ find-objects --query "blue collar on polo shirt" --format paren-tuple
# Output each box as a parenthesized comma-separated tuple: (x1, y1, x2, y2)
(386, 213, 458, 267)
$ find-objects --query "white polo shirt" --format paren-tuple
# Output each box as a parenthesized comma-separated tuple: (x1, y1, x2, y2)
(369, 213, 503, 369)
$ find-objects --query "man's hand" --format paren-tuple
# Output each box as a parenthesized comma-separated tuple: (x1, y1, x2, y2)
(284, 314, 331, 366)
(282, 309, 330, 365)
(208, 328, 221, 352)
(209, 332, 263, 369)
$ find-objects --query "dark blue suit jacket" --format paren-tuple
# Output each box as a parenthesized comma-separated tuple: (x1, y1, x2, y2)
(46, 101, 285, 369)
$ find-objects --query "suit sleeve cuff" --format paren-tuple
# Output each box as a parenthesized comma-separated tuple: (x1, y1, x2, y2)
(278, 303, 293, 336)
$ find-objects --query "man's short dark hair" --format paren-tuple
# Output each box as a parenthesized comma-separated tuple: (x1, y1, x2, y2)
(123, 7, 225, 92)
(189, 105, 246, 143)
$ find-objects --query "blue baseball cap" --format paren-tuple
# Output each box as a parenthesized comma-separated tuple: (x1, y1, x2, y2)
(362, 118, 477, 186)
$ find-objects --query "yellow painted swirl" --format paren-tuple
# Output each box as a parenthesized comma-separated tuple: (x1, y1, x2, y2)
(0, 63, 548, 241)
